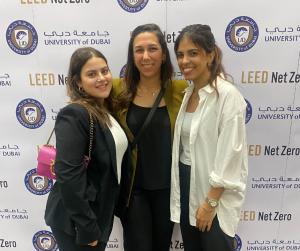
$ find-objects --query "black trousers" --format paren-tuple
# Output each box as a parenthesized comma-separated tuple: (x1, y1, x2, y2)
(179, 162, 234, 251)
(51, 227, 106, 251)
(121, 188, 174, 251)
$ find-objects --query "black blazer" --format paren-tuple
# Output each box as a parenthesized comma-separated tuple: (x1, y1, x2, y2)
(44, 103, 130, 245)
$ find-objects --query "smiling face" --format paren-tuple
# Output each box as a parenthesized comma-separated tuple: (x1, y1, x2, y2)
(176, 36, 214, 87)
(78, 56, 112, 101)
(133, 32, 165, 81)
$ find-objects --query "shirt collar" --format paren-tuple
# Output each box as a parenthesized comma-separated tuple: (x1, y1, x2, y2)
(184, 80, 216, 95)
(200, 84, 215, 94)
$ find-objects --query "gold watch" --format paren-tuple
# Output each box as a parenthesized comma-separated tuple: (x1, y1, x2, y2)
(205, 197, 219, 208)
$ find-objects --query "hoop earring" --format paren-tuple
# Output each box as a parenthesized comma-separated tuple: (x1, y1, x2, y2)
(78, 86, 84, 92)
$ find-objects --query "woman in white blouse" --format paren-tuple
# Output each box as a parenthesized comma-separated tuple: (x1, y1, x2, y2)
(170, 24, 248, 251)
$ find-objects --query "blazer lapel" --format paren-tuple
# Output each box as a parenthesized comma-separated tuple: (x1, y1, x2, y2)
(102, 126, 118, 181)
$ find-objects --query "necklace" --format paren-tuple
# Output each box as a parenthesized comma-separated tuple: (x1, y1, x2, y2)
(137, 86, 161, 97)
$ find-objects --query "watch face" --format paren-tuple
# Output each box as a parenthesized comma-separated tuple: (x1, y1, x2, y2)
(206, 197, 218, 207)
(210, 200, 217, 207)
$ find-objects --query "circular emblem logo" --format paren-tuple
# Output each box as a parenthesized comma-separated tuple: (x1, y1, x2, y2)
(6, 20, 38, 55)
(245, 99, 252, 124)
(117, 0, 148, 13)
(119, 64, 127, 78)
(33, 230, 58, 251)
(225, 16, 259, 52)
(233, 234, 242, 251)
(24, 169, 53, 195)
(16, 98, 46, 129)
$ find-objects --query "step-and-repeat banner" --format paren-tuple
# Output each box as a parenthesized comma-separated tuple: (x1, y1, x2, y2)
(1, 1, 299, 250)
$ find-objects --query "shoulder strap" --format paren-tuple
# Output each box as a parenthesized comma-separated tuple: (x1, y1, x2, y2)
(87, 113, 94, 159)
(130, 87, 166, 148)
(46, 111, 94, 159)
(46, 128, 55, 145)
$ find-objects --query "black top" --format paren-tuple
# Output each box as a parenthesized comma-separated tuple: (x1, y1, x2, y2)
(127, 102, 172, 190)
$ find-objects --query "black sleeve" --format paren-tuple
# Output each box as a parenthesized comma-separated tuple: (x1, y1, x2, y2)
(54, 103, 100, 244)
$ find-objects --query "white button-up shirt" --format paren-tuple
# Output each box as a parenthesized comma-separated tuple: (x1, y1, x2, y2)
(170, 76, 248, 237)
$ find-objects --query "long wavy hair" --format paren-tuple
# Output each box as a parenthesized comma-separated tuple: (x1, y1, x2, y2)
(174, 24, 226, 94)
(117, 23, 173, 109)
(66, 47, 114, 126)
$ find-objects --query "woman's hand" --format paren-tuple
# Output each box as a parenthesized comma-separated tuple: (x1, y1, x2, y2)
(88, 240, 98, 247)
(195, 202, 216, 232)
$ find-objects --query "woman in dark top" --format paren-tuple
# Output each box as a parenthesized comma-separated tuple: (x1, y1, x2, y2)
(113, 23, 187, 251)
(127, 103, 171, 189)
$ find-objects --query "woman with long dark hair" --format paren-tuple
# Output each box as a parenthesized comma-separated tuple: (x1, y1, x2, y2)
(170, 24, 248, 251)
(45, 47, 129, 251)
(113, 23, 187, 251)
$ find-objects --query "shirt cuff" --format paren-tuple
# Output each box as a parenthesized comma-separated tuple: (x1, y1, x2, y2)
(209, 172, 246, 192)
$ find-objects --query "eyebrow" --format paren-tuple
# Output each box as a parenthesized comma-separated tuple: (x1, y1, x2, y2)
(85, 66, 108, 72)
(134, 43, 159, 48)
(177, 48, 199, 53)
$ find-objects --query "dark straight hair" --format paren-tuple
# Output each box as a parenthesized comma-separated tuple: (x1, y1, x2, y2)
(174, 24, 226, 93)
(121, 23, 173, 104)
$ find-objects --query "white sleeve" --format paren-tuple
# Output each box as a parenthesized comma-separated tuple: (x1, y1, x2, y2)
(209, 104, 248, 192)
